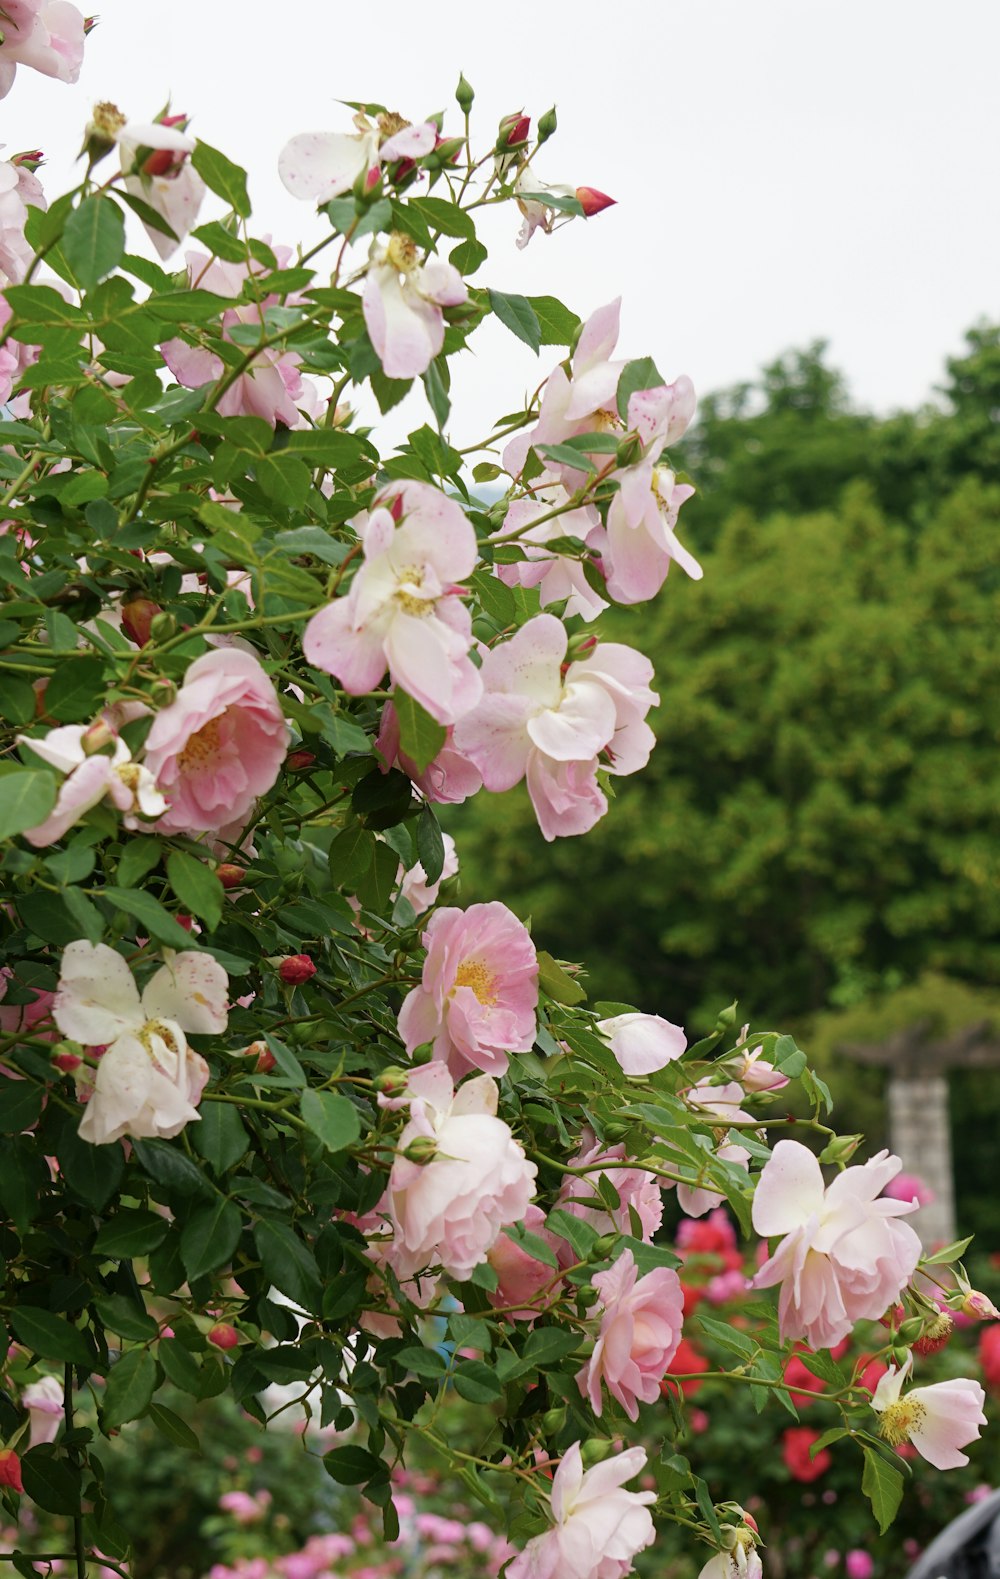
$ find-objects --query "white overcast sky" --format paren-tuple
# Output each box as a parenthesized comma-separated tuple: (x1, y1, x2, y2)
(5, 0, 1000, 446)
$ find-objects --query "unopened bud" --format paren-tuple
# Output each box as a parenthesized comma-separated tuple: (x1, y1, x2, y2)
(580, 1438, 614, 1467)
(374, 1067, 409, 1096)
(354, 164, 383, 204)
(897, 1316, 924, 1344)
(216, 863, 245, 889)
(81, 718, 114, 754)
(278, 954, 316, 986)
(424, 136, 464, 171)
(83, 15, 98, 33)
(148, 611, 177, 643)
(890, 1344, 911, 1367)
(719, 1525, 739, 1552)
(286, 750, 316, 771)
(0, 1449, 23, 1494)
(575, 186, 616, 218)
(455, 73, 475, 113)
(403, 1135, 437, 1165)
(148, 677, 177, 708)
(540, 1405, 566, 1435)
(120, 596, 161, 648)
(537, 106, 557, 143)
(53, 1042, 83, 1073)
(819, 1133, 864, 1166)
(962, 1290, 1000, 1321)
(11, 149, 44, 172)
(496, 111, 530, 153)
(244, 1040, 275, 1074)
(207, 1322, 239, 1350)
(591, 1234, 617, 1260)
(409, 1042, 434, 1066)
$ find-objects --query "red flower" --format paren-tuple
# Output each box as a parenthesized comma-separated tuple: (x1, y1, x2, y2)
(662, 1337, 710, 1398)
(0, 1450, 23, 1493)
(979, 1323, 1000, 1390)
(782, 1427, 831, 1483)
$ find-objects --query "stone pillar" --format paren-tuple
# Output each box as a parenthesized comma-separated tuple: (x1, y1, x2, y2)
(886, 1075, 955, 1249)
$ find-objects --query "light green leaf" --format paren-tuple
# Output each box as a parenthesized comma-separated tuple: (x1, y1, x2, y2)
(0, 769, 56, 842)
(394, 689, 446, 774)
(191, 142, 251, 218)
(300, 1090, 361, 1154)
(62, 197, 126, 290)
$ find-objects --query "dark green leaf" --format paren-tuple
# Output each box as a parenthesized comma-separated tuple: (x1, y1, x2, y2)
(101, 887, 202, 949)
(94, 1209, 169, 1258)
(166, 851, 224, 930)
(191, 142, 251, 218)
(328, 823, 376, 888)
(299, 1090, 361, 1154)
(133, 1138, 214, 1196)
(181, 1197, 242, 1280)
(20, 1450, 81, 1516)
(43, 656, 106, 722)
(488, 289, 541, 353)
(862, 1448, 905, 1534)
(0, 1082, 43, 1134)
(9, 1307, 96, 1369)
(192, 1102, 249, 1174)
(157, 1337, 202, 1394)
(102, 1348, 158, 1429)
(148, 1400, 200, 1452)
(91, 1294, 158, 1343)
(323, 1445, 385, 1486)
(0, 769, 56, 842)
(56, 1122, 124, 1210)
(253, 1220, 322, 1313)
(416, 805, 445, 885)
(616, 356, 666, 420)
(62, 197, 125, 290)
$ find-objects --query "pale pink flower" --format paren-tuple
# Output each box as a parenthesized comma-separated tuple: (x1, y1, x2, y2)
(555, 1134, 663, 1252)
(493, 482, 607, 621)
(683, 1078, 746, 1124)
(603, 383, 700, 604)
(577, 1249, 684, 1420)
(398, 833, 458, 915)
(597, 1012, 686, 1076)
(752, 1140, 922, 1348)
(678, 1142, 751, 1218)
(118, 116, 205, 260)
(362, 232, 467, 379)
(882, 1171, 934, 1207)
(487, 1204, 562, 1320)
(53, 942, 227, 1145)
(698, 1549, 763, 1579)
(397, 901, 538, 1080)
(0, 1, 86, 98)
(453, 614, 658, 841)
(143, 648, 289, 836)
(17, 723, 166, 846)
(386, 1063, 537, 1281)
(304, 482, 480, 727)
(377, 701, 483, 805)
(0, 295, 39, 402)
(871, 1355, 986, 1470)
(504, 299, 626, 478)
(507, 1441, 655, 1579)
(161, 249, 315, 427)
(279, 112, 437, 204)
(706, 1269, 751, 1304)
(731, 1044, 790, 1093)
(0, 153, 46, 284)
(0, 966, 54, 1038)
(21, 1374, 63, 1446)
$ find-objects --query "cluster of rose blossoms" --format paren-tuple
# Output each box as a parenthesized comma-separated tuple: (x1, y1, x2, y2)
(0, 13, 993, 1579)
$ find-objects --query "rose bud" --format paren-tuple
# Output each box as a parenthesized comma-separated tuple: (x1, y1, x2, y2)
(121, 597, 162, 648)
(278, 954, 316, 986)
(216, 864, 245, 889)
(497, 111, 531, 150)
(286, 750, 316, 771)
(0, 1449, 23, 1493)
(963, 1290, 1000, 1321)
(207, 1322, 239, 1350)
(244, 1040, 275, 1075)
(575, 186, 616, 217)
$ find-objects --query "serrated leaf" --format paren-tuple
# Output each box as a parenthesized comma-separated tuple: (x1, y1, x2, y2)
(415, 804, 445, 885)
(394, 689, 446, 774)
(536, 949, 586, 1005)
(191, 142, 251, 218)
(102, 1348, 158, 1429)
(525, 294, 582, 347)
(181, 1197, 242, 1280)
(101, 886, 201, 949)
(166, 851, 224, 930)
(192, 1102, 249, 1174)
(488, 288, 541, 353)
(62, 197, 125, 290)
(94, 1209, 169, 1258)
(862, 1447, 904, 1534)
(253, 1219, 321, 1313)
(299, 1090, 361, 1154)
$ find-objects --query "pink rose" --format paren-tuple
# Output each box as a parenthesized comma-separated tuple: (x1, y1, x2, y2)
(871, 1356, 986, 1469)
(603, 382, 699, 605)
(577, 1249, 684, 1420)
(362, 233, 467, 380)
(21, 1375, 63, 1446)
(0, 156, 46, 284)
(387, 1064, 537, 1281)
(503, 299, 626, 479)
(555, 1134, 664, 1253)
(845, 1555, 874, 1579)
(507, 1441, 655, 1579)
(143, 648, 289, 836)
(752, 1140, 922, 1348)
(398, 833, 459, 915)
(487, 1204, 562, 1320)
(0, 1, 86, 98)
(377, 701, 483, 805)
(597, 1012, 686, 1076)
(397, 902, 538, 1079)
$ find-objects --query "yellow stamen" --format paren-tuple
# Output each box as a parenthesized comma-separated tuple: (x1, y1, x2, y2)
(877, 1397, 927, 1447)
(378, 111, 410, 141)
(385, 231, 418, 273)
(178, 713, 224, 772)
(453, 960, 498, 1006)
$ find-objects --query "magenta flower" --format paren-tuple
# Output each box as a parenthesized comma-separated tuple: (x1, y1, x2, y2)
(577, 1249, 685, 1420)
(0, 1, 86, 99)
(387, 1064, 537, 1281)
(507, 1441, 655, 1579)
(362, 233, 467, 379)
(752, 1139, 922, 1348)
(397, 901, 538, 1079)
(871, 1355, 986, 1469)
(304, 481, 481, 727)
(143, 648, 289, 836)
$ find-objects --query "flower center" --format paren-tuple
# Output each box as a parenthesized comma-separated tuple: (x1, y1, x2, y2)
(378, 111, 410, 140)
(877, 1397, 927, 1447)
(138, 1019, 180, 1056)
(385, 231, 419, 274)
(453, 960, 498, 1006)
(652, 464, 677, 509)
(178, 714, 225, 772)
(92, 101, 127, 138)
(394, 565, 434, 618)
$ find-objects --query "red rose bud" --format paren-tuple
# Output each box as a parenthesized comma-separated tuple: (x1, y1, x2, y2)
(244, 1040, 276, 1074)
(11, 150, 44, 171)
(120, 596, 161, 647)
(286, 750, 316, 771)
(54, 1050, 82, 1073)
(208, 1322, 239, 1350)
(279, 954, 316, 986)
(177, 914, 195, 932)
(498, 112, 531, 150)
(575, 186, 616, 217)
(216, 863, 245, 889)
(0, 1449, 23, 1493)
(83, 15, 99, 33)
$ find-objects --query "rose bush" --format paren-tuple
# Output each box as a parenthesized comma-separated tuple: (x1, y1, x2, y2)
(0, 27, 992, 1579)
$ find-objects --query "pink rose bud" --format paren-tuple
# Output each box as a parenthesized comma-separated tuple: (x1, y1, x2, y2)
(11, 150, 44, 171)
(279, 954, 316, 986)
(81, 718, 115, 754)
(575, 186, 616, 217)
(497, 112, 530, 150)
(83, 15, 99, 32)
(53, 1050, 82, 1073)
(208, 1322, 239, 1350)
(0, 1450, 23, 1493)
(286, 750, 316, 771)
(216, 864, 245, 889)
(244, 1040, 276, 1074)
(963, 1291, 1000, 1321)
(121, 596, 162, 647)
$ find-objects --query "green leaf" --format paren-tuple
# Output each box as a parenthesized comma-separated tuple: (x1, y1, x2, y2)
(355, 840, 398, 911)
(102, 1348, 158, 1429)
(63, 885, 104, 945)
(518, 190, 585, 217)
(9, 1308, 96, 1369)
(416, 804, 445, 885)
(488, 288, 541, 353)
(133, 1137, 214, 1197)
(274, 527, 348, 565)
(394, 689, 447, 774)
(395, 1345, 449, 1379)
(101, 886, 202, 949)
(422, 359, 450, 427)
(449, 238, 487, 276)
(62, 197, 126, 290)
(924, 1234, 975, 1265)
(253, 1219, 322, 1313)
(0, 769, 56, 842)
(323, 1445, 385, 1486)
(300, 1090, 361, 1154)
(409, 196, 475, 240)
(91, 1294, 158, 1344)
(43, 656, 106, 722)
(470, 567, 516, 625)
(157, 1337, 202, 1394)
(862, 1447, 905, 1534)
(698, 1314, 757, 1358)
(328, 823, 377, 888)
(166, 851, 224, 930)
(525, 295, 582, 347)
(538, 442, 596, 473)
(148, 1400, 200, 1452)
(181, 1197, 243, 1280)
(20, 1450, 81, 1516)
(116, 837, 162, 890)
(523, 1326, 580, 1366)
(56, 1121, 124, 1210)
(616, 356, 666, 420)
(537, 949, 587, 1005)
(311, 704, 371, 756)
(192, 142, 251, 218)
(192, 1102, 249, 1174)
(810, 1426, 849, 1456)
(94, 1209, 170, 1258)
(0, 1082, 43, 1134)
(256, 453, 312, 508)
